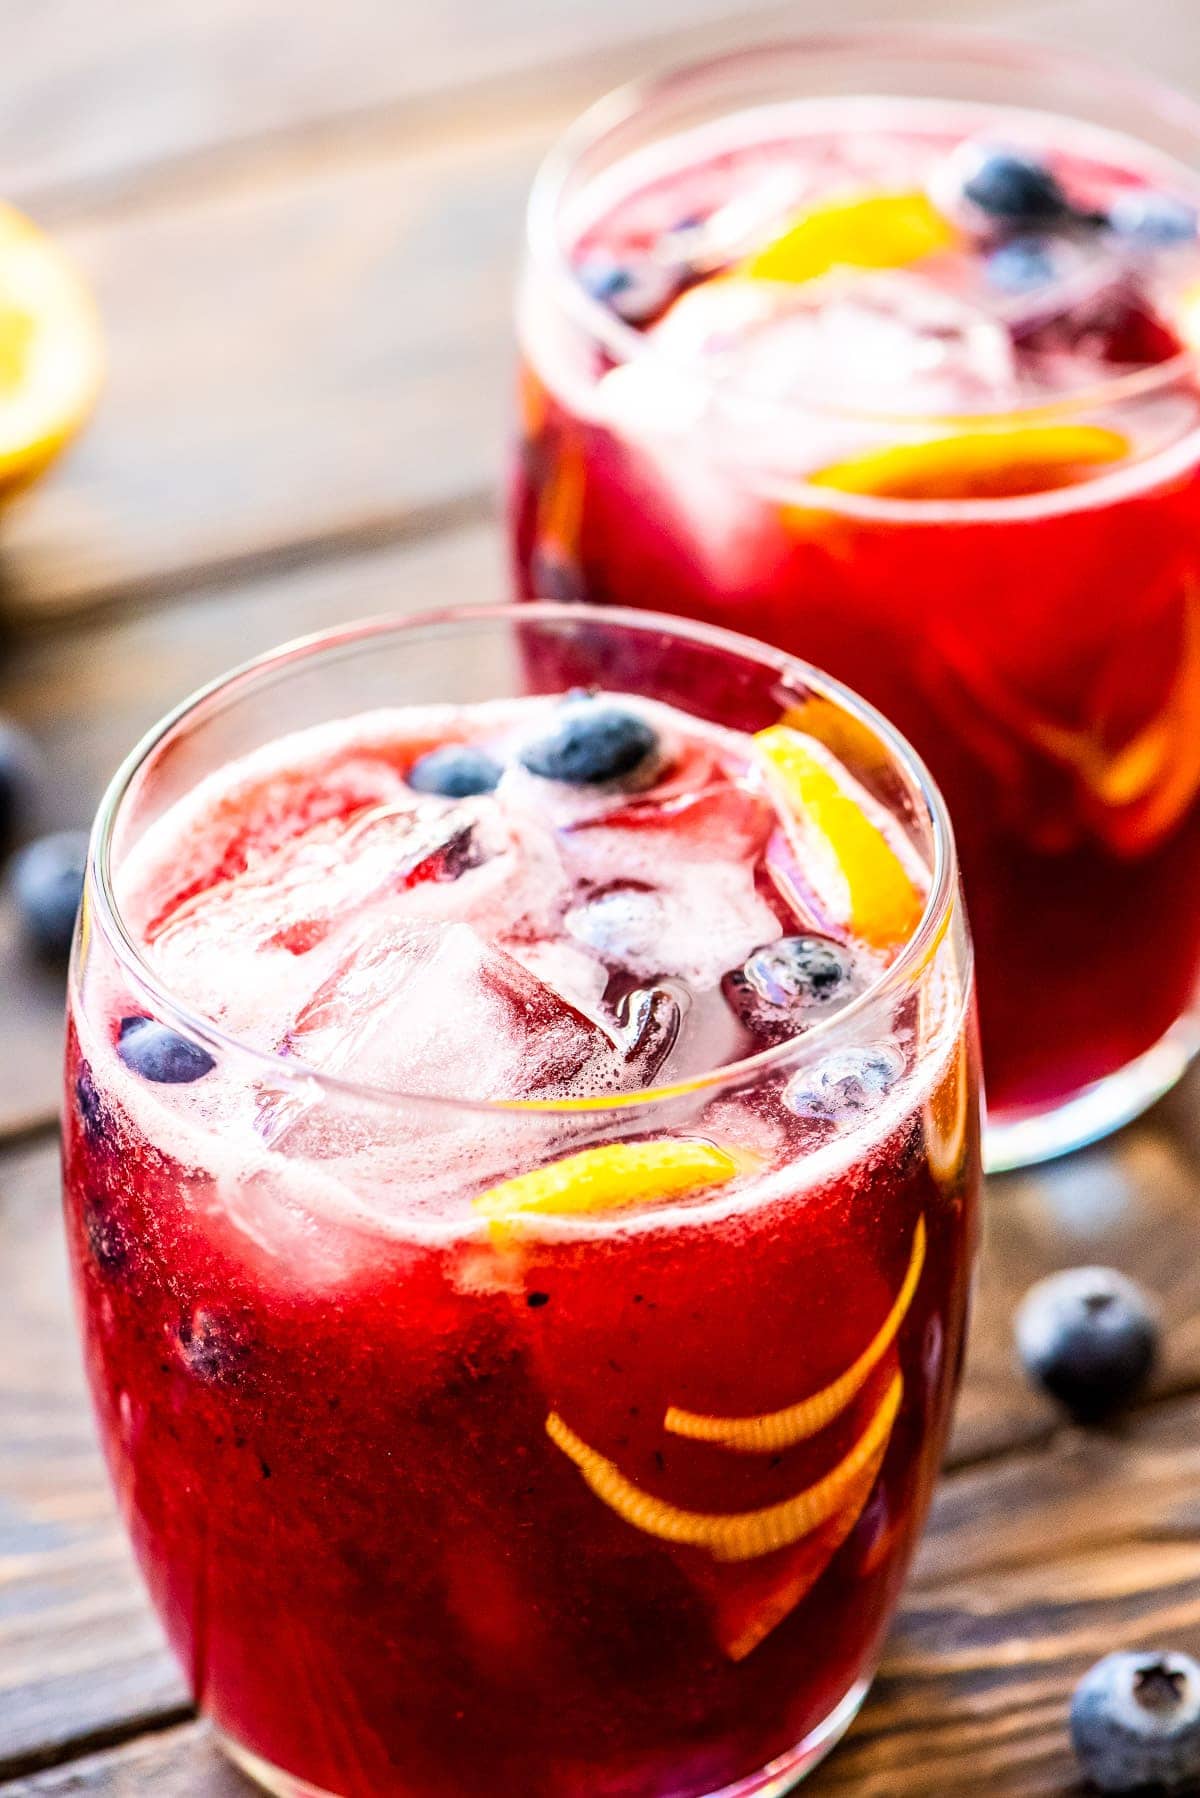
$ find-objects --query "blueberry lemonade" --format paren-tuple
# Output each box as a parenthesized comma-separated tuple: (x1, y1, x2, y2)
(512, 34, 1200, 1164)
(63, 608, 980, 1798)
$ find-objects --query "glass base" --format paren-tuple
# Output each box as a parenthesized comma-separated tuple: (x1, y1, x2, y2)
(215, 1679, 869, 1798)
(984, 1014, 1200, 1173)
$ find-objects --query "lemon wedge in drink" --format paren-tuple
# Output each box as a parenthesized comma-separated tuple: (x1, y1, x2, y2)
(754, 725, 923, 950)
(742, 191, 956, 285)
(808, 424, 1128, 503)
(474, 1139, 740, 1225)
(0, 203, 102, 498)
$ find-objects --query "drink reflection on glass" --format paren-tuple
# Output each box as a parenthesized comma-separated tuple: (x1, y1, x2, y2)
(510, 33, 1200, 1167)
(64, 606, 979, 1798)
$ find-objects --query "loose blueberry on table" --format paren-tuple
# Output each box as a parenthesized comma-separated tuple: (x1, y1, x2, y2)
(0, 717, 40, 856)
(1072, 1651, 1200, 1793)
(1015, 1267, 1159, 1420)
(8, 828, 89, 959)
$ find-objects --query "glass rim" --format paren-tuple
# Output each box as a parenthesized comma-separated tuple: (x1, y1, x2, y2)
(86, 601, 961, 1118)
(524, 27, 1200, 450)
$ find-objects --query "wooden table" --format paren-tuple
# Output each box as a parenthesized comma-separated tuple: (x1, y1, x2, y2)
(2, 0, 1199, 1791)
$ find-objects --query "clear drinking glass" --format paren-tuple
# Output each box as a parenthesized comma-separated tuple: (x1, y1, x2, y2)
(64, 605, 980, 1798)
(510, 32, 1200, 1168)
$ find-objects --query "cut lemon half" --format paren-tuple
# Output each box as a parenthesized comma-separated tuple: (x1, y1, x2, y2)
(754, 725, 923, 950)
(807, 425, 1128, 503)
(473, 1139, 740, 1225)
(742, 191, 956, 285)
(0, 203, 102, 497)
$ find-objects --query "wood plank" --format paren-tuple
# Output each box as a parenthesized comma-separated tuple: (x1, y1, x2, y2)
(0, 109, 533, 618)
(3, 0, 1013, 216)
(5, 1391, 1200, 1794)
(2, 0, 1187, 623)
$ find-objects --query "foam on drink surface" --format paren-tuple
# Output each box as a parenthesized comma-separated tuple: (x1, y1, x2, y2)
(84, 694, 967, 1245)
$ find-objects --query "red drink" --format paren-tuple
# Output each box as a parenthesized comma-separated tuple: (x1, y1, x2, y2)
(64, 608, 979, 1797)
(511, 36, 1200, 1165)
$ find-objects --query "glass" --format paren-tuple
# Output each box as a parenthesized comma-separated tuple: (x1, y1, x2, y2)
(63, 605, 980, 1798)
(509, 31, 1200, 1169)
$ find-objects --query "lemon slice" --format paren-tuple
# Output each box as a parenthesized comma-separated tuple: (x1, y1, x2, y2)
(808, 425, 1128, 503)
(473, 1139, 740, 1224)
(742, 191, 956, 285)
(755, 725, 923, 950)
(0, 203, 102, 497)
(546, 1372, 901, 1563)
(666, 1216, 925, 1452)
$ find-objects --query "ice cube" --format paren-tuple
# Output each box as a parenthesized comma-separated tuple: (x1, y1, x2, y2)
(596, 269, 1020, 568)
(147, 801, 492, 1042)
(684, 270, 1018, 418)
(564, 862, 781, 992)
(275, 920, 626, 1105)
(615, 983, 684, 1086)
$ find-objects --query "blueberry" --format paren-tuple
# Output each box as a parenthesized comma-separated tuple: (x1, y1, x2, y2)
(1108, 190, 1199, 246)
(529, 546, 587, 606)
(784, 1045, 903, 1122)
(1015, 1267, 1158, 1420)
(577, 253, 680, 325)
(178, 1306, 254, 1384)
(75, 1062, 110, 1146)
(407, 744, 502, 799)
(519, 697, 659, 787)
(963, 150, 1071, 227)
(0, 719, 41, 856)
(83, 1194, 133, 1277)
(725, 935, 856, 1042)
(1071, 1652, 1200, 1793)
(8, 829, 88, 960)
(986, 236, 1059, 293)
(117, 1016, 215, 1085)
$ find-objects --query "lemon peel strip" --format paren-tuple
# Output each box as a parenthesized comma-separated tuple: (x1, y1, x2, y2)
(546, 1373, 902, 1563)
(665, 1217, 925, 1452)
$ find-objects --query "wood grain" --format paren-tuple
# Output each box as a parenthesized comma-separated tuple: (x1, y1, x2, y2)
(3, 0, 1200, 1789)
(2, 0, 1021, 217)
(2, 0, 1193, 624)
(0, 112, 533, 618)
